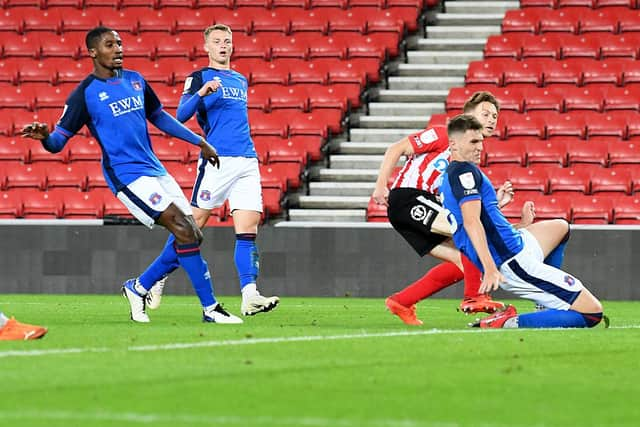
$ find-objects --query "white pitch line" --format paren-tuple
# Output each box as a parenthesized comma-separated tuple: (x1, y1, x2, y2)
(1, 326, 637, 359)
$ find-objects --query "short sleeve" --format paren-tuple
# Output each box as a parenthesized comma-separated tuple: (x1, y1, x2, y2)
(181, 71, 202, 96)
(446, 162, 484, 205)
(406, 126, 448, 155)
(144, 80, 162, 117)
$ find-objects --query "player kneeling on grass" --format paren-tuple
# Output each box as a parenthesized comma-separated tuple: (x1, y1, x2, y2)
(439, 115, 604, 328)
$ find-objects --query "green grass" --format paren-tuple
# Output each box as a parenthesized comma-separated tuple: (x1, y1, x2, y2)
(0, 295, 638, 427)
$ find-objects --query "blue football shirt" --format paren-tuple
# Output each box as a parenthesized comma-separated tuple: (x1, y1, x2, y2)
(55, 69, 166, 192)
(181, 67, 256, 157)
(440, 161, 524, 271)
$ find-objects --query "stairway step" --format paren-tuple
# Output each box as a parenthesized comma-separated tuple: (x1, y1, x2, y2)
(298, 195, 371, 209)
(318, 168, 379, 181)
(309, 182, 375, 196)
(406, 50, 483, 64)
(426, 25, 501, 39)
(329, 154, 385, 169)
(287, 209, 366, 222)
(349, 128, 422, 142)
(416, 38, 486, 51)
(388, 76, 464, 91)
(435, 13, 504, 26)
(444, 1, 518, 14)
(376, 89, 449, 103)
(396, 63, 468, 77)
(359, 115, 429, 129)
(368, 102, 444, 116)
(337, 141, 392, 154)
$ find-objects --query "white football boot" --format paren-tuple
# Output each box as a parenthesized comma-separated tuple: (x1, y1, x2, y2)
(241, 293, 280, 316)
(146, 276, 167, 310)
(122, 279, 150, 323)
(203, 303, 243, 324)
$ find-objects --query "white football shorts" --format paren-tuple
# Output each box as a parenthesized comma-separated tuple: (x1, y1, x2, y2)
(499, 229, 584, 310)
(117, 174, 193, 229)
(191, 156, 263, 213)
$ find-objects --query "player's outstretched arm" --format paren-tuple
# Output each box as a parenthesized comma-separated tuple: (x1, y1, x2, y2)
(22, 122, 69, 153)
(176, 80, 221, 123)
(372, 137, 413, 206)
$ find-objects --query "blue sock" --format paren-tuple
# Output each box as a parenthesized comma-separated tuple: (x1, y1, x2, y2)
(175, 243, 216, 308)
(544, 229, 570, 268)
(235, 233, 259, 290)
(517, 309, 588, 328)
(138, 235, 180, 291)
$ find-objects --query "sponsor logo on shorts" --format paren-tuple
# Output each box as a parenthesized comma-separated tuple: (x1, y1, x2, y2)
(410, 205, 428, 222)
(149, 192, 162, 206)
(564, 275, 576, 286)
(199, 190, 211, 201)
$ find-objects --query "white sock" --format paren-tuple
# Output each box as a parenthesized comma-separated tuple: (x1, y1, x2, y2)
(0, 313, 8, 327)
(503, 317, 519, 329)
(204, 303, 218, 313)
(241, 283, 258, 299)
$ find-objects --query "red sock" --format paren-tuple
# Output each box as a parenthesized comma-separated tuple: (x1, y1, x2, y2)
(391, 262, 464, 307)
(461, 254, 482, 298)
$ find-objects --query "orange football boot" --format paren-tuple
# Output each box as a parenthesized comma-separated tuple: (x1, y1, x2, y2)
(0, 317, 48, 341)
(470, 305, 518, 329)
(385, 297, 423, 325)
(459, 294, 506, 314)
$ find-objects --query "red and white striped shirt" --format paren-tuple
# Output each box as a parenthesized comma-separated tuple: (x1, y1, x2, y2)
(391, 126, 450, 194)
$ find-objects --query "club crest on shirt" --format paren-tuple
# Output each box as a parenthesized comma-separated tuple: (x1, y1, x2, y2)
(199, 190, 211, 201)
(564, 275, 576, 286)
(98, 91, 109, 101)
(131, 81, 143, 91)
(459, 172, 476, 190)
(149, 192, 162, 206)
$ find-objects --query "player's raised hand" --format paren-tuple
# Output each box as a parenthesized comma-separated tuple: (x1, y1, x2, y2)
(497, 180, 514, 208)
(198, 138, 220, 169)
(519, 200, 536, 228)
(198, 80, 222, 97)
(21, 122, 50, 140)
(479, 267, 505, 293)
(372, 185, 389, 207)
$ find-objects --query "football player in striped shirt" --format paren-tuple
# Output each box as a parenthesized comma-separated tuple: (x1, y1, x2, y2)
(22, 27, 241, 324)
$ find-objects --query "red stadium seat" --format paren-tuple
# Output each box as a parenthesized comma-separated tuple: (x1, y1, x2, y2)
(510, 165, 551, 194)
(173, 10, 215, 33)
(287, 110, 332, 138)
(366, 9, 406, 34)
(250, 60, 290, 85)
(307, 84, 350, 111)
(596, 0, 636, 8)
(579, 8, 623, 34)
(26, 137, 69, 163)
(264, 136, 308, 164)
(521, 34, 562, 59)
(0, 60, 20, 84)
(327, 9, 367, 33)
(2, 33, 41, 58)
(563, 86, 604, 112)
(247, 85, 272, 111)
(582, 59, 624, 85)
(520, 0, 558, 6)
(566, 139, 609, 167)
(17, 59, 57, 84)
(288, 60, 329, 84)
(309, 0, 347, 7)
(571, 194, 614, 224)
(0, 191, 23, 218)
(153, 33, 203, 59)
(603, 86, 640, 111)
(529, 194, 572, 220)
(621, 57, 640, 85)
(0, 136, 30, 162)
(152, 137, 190, 163)
(136, 9, 177, 33)
(249, 110, 289, 137)
(32, 83, 70, 110)
(56, 59, 93, 83)
(590, 168, 632, 194)
(289, 135, 324, 161)
(46, 163, 88, 190)
(67, 136, 102, 162)
(319, 58, 369, 86)
(618, 9, 640, 32)
(483, 166, 511, 190)
(164, 162, 197, 189)
(125, 58, 174, 85)
(231, 33, 270, 59)
(270, 35, 309, 59)
(557, 0, 594, 7)
(502, 8, 543, 34)
(548, 167, 591, 193)
(84, 162, 108, 189)
(0, 84, 37, 110)
(503, 60, 544, 87)
(545, 112, 587, 139)
(539, 8, 581, 34)
(0, 8, 28, 33)
(289, 10, 330, 34)
(543, 59, 583, 86)
(100, 188, 133, 218)
(3, 161, 48, 190)
(526, 139, 568, 165)
(21, 189, 64, 219)
(99, 8, 139, 34)
(23, 8, 63, 34)
(465, 60, 504, 86)
(272, 0, 309, 7)
(366, 197, 388, 222)
(599, 33, 639, 59)
(59, 8, 103, 33)
(483, 138, 526, 166)
(259, 164, 287, 191)
(560, 35, 601, 59)
(152, 84, 182, 109)
(585, 111, 628, 138)
(608, 141, 640, 168)
(500, 111, 546, 138)
(612, 195, 640, 224)
(269, 85, 309, 110)
(484, 34, 524, 59)
(306, 34, 348, 59)
(61, 190, 104, 219)
(262, 187, 283, 215)
(523, 87, 563, 111)
(251, 9, 292, 34)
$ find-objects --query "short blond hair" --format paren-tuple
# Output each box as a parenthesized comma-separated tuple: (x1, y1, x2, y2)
(204, 24, 232, 40)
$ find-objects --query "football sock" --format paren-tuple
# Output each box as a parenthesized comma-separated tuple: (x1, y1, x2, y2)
(516, 309, 590, 328)
(461, 254, 483, 298)
(175, 243, 216, 308)
(235, 233, 259, 290)
(544, 229, 570, 268)
(241, 283, 259, 298)
(0, 313, 8, 327)
(391, 262, 463, 307)
(138, 235, 180, 291)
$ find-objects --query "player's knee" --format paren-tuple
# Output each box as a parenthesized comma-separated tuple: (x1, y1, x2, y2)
(581, 312, 603, 328)
(558, 219, 570, 242)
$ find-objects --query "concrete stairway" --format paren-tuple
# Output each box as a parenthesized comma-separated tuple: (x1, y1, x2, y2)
(284, 1, 517, 224)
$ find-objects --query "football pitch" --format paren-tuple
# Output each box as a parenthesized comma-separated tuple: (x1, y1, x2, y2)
(1, 295, 639, 427)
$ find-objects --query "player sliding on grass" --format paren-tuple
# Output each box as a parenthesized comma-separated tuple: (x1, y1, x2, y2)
(373, 92, 510, 325)
(440, 114, 604, 328)
(22, 27, 242, 324)
(0, 311, 47, 340)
